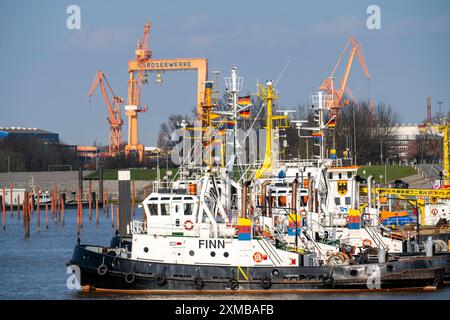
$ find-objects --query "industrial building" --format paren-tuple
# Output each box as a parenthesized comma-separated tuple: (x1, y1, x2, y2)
(0, 127, 59, 144)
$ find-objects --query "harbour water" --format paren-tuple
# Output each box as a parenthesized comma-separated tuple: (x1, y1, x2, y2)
(0, 209, 449, 300)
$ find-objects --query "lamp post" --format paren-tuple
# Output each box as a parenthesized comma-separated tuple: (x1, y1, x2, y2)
(385, 156, 398, 185)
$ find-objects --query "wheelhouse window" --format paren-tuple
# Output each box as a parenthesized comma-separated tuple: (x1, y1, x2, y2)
(184, 203, 193, 215)
(161, 203, 170, 216)
(347, 172, 352, 178)
(148, 203, 158, 216)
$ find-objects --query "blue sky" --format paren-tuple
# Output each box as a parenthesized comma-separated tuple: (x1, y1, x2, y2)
(0, 0, 449, 146)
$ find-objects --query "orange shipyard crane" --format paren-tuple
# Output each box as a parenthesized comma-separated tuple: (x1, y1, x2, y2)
(126, 21, 208, 162)
(319, 35, 372, 115)
(88, 71, 124, 157)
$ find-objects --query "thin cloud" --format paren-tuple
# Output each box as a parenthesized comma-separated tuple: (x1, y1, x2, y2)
(68, 26, 137, 51)
(306, 15, 363, 38)
(387, 15, 450, 36)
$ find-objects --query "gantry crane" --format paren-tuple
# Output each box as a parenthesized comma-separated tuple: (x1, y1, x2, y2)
(319, 35, 371, 115)
(88, 71, 124, 157)
(125, 21, 208, 162)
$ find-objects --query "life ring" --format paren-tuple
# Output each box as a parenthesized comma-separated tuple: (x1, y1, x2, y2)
(431, 208, 438, 216)
(229, 278, 239, 290)
(125, 273, 135, 284)
(184, 220, 194, 231)
(194, 277, 204, 290)
(362, 239, 372, 247)
(155, 274, 167, 286)
(260, 277, 272, 290)
(253, 252, 263, 263)
(300, 209, 306, 214)
(97, 264, 108, 276)
(112, 256, 120, 267)
(322, 273, 333, 286)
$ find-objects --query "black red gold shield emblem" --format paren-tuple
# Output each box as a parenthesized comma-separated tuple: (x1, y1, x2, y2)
(337, 180, 348, 196)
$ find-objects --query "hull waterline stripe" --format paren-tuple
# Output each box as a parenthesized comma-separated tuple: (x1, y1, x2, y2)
(80, 285, 438, 295)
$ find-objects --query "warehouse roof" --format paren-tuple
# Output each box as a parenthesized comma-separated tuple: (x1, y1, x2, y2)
(0, 127, 57, 135)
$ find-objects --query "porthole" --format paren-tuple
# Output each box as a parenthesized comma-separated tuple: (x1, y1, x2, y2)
(189, 250, 195, 256)
(272, 269, 280, 276)
(144, 247, 149, 253)
(350, 269, 358, 276)
(224, 252, 229, 258)
(210, 251, 216, 257)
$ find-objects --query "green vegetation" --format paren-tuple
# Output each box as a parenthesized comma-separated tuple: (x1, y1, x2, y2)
(85, 168, 176, 181)
(357, 165, 416, 184)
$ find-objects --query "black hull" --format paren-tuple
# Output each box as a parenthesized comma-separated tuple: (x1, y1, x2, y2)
(68, 244, 446, 293)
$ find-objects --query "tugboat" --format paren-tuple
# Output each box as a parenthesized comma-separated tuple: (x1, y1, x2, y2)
(68, 172, 445, 293)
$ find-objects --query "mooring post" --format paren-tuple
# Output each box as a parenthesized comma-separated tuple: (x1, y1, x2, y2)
(118, 170, 131, 236)
(30, 191, 34, 215)
(111, 204, 114, 227)
(95, 197, 99, 225)
(78, 166, 83, 198)
(45, 204, 49, 229)
(50, 191, 54, 216)
(1, 188, 5, 230)
(17, 194, 20, 220)
(61, 198, 65, 226)
(10, 183, 13, 217)
(99, 166, 104, 210)
(88, 180, 92, 220)
(36, 190, 40, 232)
(24, 192, 30, 238)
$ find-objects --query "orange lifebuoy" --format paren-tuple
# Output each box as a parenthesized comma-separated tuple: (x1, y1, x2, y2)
(431, 208, 438, 216)
(184, 220, 194, 231)
(253, 252, 263, 263)
(362, 239, 372, 247)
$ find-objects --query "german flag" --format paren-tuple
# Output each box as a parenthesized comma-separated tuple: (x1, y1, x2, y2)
(238, 110, 250, 118)
(226, 120, 236, 129)
(237, 95, 251, 105)
(311, 131, 322, 140)
(325, 115, 336, 128)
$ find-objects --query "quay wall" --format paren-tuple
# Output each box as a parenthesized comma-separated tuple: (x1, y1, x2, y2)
(0, 171, 150, 200)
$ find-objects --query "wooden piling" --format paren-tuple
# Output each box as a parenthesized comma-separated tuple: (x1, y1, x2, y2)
(77, 188, 82, 229)
(95, 198, 99, 225)
(88, 180, 92, 220)
(24, 192, 30, 238)
(77, 190, 81, 236)
(50, 191, 54, 216)
(61, 199, 65, 226)
(2, 188, 5, 230)
(17, 194, 20, 220)
(111, 204, 114, 227)
(36, 190, 40, 232)
(45, 204, 49, 229)
(30, 191, 34, 215)
(102, 191, 106, 212)
(10, 184, 13, 217)
(36, 191, 40, 232)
